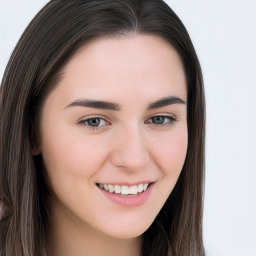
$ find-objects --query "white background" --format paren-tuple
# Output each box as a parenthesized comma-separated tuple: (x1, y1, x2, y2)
(0, 1, 255, 255)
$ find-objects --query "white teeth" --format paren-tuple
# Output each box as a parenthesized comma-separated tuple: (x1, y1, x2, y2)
(98, 183, 150, 195)
(121, 186, 130, 195)
(143, 184, 149, 191)
(114, 185, 121, 194)
(129, 185, 138, 195)
(137, 184, 144, 193)
(108, 184, 114, 193)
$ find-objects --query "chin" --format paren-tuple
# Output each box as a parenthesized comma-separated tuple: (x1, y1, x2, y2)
(99, 217, 154, 240)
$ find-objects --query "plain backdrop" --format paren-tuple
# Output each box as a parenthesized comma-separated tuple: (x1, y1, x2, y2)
(0, 1, 255, 255)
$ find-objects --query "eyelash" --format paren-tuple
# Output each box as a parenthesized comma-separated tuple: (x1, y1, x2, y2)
(77, 117, 109, 130)
(145, 115, 177, 126)
(77, 115, 177, 131)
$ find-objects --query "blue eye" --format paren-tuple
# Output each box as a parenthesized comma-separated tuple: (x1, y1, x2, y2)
(78, 117, 108, 128)
(147, 115, 176, 126)
(151, 116, 166, 124)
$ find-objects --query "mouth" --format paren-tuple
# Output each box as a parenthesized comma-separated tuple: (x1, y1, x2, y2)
(96, 183, 153, 196)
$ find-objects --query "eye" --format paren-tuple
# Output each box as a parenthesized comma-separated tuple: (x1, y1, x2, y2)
(78, 117, 109, 129)
(146, 115, 176, 126)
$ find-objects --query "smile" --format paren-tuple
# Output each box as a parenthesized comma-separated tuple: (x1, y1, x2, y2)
(96, 183, 150, 196)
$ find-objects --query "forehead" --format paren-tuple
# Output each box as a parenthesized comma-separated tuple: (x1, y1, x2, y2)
(50, 34, 187, 104)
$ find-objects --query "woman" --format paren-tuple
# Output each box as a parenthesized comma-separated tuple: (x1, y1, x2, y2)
(0, 0, 205, 255)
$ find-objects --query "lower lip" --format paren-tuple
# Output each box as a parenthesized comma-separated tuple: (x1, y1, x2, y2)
(98, 183, 154, 207)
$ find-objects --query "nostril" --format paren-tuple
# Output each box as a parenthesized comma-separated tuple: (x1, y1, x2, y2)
(111, 153, 150, 171)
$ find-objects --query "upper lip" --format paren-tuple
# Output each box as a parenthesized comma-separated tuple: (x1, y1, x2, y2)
(96, 181, 155, 186)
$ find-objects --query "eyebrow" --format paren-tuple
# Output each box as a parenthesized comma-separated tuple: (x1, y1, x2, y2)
(66, 99, 121, 111)
(65, 96, 186, 111)
(146, 96, 186, 110)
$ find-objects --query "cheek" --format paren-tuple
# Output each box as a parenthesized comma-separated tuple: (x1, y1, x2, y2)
(153, 127, 188, 177)
(40, 125, 109, 186)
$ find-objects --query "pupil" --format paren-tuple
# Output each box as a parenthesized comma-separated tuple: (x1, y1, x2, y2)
(89, 118, 100, 126)
(152, 116, 164, 124)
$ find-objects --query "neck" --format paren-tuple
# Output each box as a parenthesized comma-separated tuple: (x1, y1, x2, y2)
(47, 199, 142, 256)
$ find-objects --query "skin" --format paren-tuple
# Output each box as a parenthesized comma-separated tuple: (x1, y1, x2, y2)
(37, 34, 188, 256)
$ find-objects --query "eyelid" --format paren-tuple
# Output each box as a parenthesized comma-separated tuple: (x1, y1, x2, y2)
(145, 113, 177, 126)
(77, 114, 110, 123)
(76, 113, 177, 131)
(77, 115, 111, 130)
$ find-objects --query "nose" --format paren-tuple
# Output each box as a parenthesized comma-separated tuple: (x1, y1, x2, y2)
(110, 126, 150, 172)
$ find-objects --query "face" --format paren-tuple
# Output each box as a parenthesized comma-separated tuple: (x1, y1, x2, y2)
(38, 34, 188, 239)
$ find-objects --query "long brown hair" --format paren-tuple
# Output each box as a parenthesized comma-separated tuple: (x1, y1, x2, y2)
(0, 0, 205, 255)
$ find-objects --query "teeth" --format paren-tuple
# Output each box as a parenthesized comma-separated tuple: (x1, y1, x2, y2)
(114, 185, 121, 194)
(129, 185, 138, 195)
(98, 183, 150, 195)
(121, 186, 129, 195)
(143, 184, 149, 191)
(137, 184, 144, 193)
(108, 184, 114, 193)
